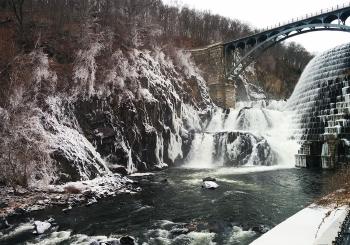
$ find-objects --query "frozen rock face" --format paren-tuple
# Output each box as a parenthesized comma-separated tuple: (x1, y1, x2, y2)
(213, 132, 275, 167)
(41, 49, 212, 182)
(185, 131, 275, 167)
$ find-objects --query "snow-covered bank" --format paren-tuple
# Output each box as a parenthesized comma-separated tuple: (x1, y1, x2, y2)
(0, 174, 137, 218)
(250, 205, 349, 245)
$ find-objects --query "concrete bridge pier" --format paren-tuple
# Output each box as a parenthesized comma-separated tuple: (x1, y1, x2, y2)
(190, 44, 236, 109)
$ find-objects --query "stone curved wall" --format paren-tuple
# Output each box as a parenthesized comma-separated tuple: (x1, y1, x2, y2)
(287, 43, 350, 168)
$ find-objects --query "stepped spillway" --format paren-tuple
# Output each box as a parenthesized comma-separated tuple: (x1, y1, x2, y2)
(286, 43, 350, 168)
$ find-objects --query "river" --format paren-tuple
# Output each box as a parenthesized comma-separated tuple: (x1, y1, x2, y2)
(1, 166, 336, 245)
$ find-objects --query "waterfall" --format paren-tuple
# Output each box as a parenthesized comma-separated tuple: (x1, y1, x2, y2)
(185, 133, 216, 168)
(127, 148, 137, 174)
(184, 100, 298, 168)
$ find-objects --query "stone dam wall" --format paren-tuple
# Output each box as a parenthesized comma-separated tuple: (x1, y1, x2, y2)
(287, 43, 350, 169)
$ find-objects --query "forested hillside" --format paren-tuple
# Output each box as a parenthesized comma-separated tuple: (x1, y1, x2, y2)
(0, 0, 312, 100)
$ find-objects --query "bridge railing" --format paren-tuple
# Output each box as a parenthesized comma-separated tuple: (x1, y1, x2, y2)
(261, 2, 350, 32)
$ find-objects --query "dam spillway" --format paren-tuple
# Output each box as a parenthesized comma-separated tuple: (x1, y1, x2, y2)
(287, 43, 350, 168)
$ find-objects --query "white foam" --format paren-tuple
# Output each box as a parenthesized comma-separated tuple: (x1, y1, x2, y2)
(228, 226, 256, 243)
(185, 100, 298, 169)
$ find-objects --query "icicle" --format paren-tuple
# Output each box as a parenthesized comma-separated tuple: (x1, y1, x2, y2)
(127, 148, 137, 174)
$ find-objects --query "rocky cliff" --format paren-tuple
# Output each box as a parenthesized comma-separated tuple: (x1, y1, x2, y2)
(0, 45, 214, 186)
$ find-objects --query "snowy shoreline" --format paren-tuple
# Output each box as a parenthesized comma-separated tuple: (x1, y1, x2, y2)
(0, 174, 139, 219)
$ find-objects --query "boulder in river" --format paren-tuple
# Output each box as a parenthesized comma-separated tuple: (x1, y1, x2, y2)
(202, 181, 219, 189)
(120, 235, 135, 245)
(252, 225, 270, 234)
(0, 218, 10, 230)
(34, 221, 51, 234)
(202, 177, 216, 182)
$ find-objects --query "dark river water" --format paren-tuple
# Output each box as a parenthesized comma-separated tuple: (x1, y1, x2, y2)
(1, 166, 337, 245)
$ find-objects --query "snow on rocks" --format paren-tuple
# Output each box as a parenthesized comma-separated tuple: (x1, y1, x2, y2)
(62, 174, 135, 198)
(202, 181, 219, 190)
(33, 221, 51, 234)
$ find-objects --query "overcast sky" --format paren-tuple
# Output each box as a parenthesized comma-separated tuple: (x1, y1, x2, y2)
(162, 0, 350, 54)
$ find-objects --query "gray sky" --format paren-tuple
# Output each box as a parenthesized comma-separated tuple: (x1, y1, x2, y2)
(162, 0, 350, 54)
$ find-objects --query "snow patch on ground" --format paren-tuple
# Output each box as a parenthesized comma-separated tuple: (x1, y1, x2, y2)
(60, 174, 133, 196)
(250, 205, 348, 245)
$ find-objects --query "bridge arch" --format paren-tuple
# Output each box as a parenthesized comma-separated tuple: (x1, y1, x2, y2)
(189, 5, 350, 109)
(324, 14, 339, 23)
(222, 5, 350, 78)
(225, 23, 350, 78)
(341, 11, 350, 22)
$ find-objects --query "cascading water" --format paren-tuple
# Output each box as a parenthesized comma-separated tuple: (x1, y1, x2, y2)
(185, 100, 299, 168)
(185, 133, 216, 168)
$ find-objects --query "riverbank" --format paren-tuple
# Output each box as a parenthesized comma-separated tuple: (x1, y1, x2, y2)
(0, 174, 138, 219)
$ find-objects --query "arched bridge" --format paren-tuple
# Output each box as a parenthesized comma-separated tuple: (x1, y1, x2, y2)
(226, 3, 350, 77)
(190, 3, 350, 108)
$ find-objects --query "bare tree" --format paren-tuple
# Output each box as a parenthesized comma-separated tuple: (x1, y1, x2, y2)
(8, 0, 24, 36)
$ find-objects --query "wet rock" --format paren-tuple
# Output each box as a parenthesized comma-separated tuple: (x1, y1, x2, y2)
(202, 181, 219, 189)
(62, 206, 72, 213)
(120, 235, 135, 245)
(186, 223, 198, 232)
(64, 185, 83, 194)
(252, 225, 270, 234)
(110, 166, 128, 176)
(16, 187, 28, 195)
(104, 240, 120, 245)
(0, 217, 10, 230)
(53, 195, 62, 201)
(34, 221, 51, 234)
(86, 197, 98, 207)
(0, 201, 8, 208)
(202, 177, 216, 182)
(208, 221, 228, 233)
(14, 207, 27, 215)
(46, 217, 54, 222)
(83, 190, 95, 199)
(213, 132, 276, 166)
(27, 205, 45, 212)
